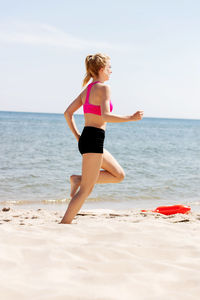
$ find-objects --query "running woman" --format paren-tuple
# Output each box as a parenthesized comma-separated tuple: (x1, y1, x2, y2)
(60, 53, 144, 224)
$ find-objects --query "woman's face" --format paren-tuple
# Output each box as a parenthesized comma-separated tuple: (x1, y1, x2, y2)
(101, 60, 112, 81)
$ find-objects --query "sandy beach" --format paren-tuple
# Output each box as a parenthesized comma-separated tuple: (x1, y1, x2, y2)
(0, 206, 200, 300)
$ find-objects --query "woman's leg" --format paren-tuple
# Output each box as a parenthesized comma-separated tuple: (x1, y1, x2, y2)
(70, 149, 125, 197)
(98, 148, 125, 183)
(60, 153, 103, 224)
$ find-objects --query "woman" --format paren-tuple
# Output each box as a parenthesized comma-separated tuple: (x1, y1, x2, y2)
(60, 53, 144, 224)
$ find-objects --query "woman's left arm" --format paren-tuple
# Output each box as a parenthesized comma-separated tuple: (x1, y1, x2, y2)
(64, 93, 83, 141)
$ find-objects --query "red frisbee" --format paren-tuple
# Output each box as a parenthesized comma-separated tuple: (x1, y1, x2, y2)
(141, 204, 191, 215)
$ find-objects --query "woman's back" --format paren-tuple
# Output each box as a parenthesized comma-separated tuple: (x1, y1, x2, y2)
(81, 81, 109, 129)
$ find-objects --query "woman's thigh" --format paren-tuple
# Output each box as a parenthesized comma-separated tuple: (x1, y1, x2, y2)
(101, 149, 125, 178)
(80, 153, 103, 189)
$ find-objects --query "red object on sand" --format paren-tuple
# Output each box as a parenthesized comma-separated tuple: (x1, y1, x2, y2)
(141, 205, 191, 215)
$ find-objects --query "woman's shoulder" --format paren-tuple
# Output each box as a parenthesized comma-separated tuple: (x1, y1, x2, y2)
(97, 83, 111, 97)
(80, 82, 111, 101)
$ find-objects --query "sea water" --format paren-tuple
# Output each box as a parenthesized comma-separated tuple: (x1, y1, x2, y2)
(0, 111, 200, 211)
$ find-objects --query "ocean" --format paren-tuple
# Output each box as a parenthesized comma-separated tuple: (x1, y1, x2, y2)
(0, 111, 200, 212)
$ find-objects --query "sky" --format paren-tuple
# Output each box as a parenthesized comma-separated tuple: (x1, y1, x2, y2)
(0, 0, 200, 119)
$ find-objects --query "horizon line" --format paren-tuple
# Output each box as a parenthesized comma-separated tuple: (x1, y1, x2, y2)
(0, 110, 199, 121)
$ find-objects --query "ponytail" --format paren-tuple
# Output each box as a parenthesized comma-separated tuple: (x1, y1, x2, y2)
(82, 72, 91, 87)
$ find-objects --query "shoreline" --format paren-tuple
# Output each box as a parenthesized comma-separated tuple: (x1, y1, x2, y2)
(1, 197, 200, 213)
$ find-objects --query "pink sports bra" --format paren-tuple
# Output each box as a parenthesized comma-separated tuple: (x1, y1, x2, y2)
(83, 81, 113, 116)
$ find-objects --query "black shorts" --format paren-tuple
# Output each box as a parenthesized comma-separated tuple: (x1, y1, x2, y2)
(78, 126, 105, 155)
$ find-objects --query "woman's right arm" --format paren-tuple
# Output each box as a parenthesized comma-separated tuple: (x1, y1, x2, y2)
(64, 93, 83, 141)
(101, 85, 144, 123)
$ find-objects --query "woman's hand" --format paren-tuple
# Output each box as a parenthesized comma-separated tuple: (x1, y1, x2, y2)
(130, 110, 144, 121)
(76, 134, 81, 142)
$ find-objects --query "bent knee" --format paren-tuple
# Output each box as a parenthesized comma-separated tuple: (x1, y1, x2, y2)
(116, 169, 125, 182)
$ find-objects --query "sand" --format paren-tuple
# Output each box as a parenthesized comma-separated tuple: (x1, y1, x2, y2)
(0, 206, 200, 300)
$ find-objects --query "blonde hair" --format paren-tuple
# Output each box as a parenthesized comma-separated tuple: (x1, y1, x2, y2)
(82, 53, 110, 87)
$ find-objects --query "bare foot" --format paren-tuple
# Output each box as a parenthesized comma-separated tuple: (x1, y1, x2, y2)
(70, 175, 81, 198)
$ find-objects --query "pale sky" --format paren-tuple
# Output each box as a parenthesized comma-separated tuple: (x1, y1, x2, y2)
(0, 0, 199, 119)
